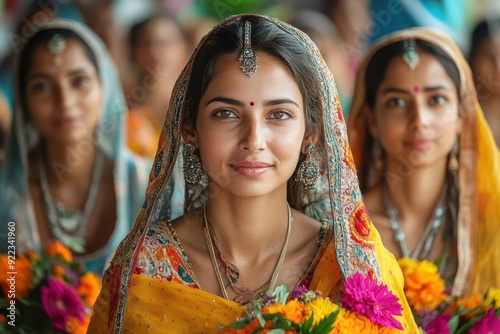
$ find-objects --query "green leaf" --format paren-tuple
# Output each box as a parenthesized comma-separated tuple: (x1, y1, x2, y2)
(448, 314, 460, 333)
(230, 319, 252, 329)
(455, 314, 484, 334)
(311, 311, 338, 334)
(301, 315, 314, 332)
(273, 285, 290, 305)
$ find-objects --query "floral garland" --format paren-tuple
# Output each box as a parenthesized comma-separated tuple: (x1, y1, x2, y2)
(0, 241, 101, 333)
(227, 272, 403, 333)
(398, 257, 500, 333)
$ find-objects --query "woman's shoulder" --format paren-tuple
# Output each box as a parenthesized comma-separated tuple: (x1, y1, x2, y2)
(134, 219, 199, 287)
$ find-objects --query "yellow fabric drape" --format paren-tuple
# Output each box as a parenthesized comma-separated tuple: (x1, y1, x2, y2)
(347, 27, 500, 297)
(89, 238, 418, 333)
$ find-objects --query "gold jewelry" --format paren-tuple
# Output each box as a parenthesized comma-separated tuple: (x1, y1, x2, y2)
(448, 140, 459, 171)
(183, 143, 204, 188)
(238, 21, 259, 77)
(202, 203, 292, 302)
(295, 144, 320, 189)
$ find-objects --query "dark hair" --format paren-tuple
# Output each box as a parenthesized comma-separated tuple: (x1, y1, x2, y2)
(469, 19, 500, 64)
(18, 28, 99, 116)
(184, 16, 324, 209)
(129, 12, 186, 51)
(365, 39, 461, 109)
(185, 16, 322, 136)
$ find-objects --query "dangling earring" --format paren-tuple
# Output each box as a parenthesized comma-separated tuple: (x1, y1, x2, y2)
(295, 144, 320, 190)
(372, 140, 383, 170)
(183, 143, 204, 188)
(448, 139, 459, 171)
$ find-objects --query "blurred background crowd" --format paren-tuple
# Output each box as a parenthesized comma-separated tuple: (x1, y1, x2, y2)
(1, 0, 500, 160)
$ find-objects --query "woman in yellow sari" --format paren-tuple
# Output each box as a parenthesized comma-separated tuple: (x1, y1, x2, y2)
(347, 28, 500, 297)
(89, 14, 418, 333)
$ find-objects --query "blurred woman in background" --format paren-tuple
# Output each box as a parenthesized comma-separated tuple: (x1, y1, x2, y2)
(0, 19, 150, 274)
(348, 28, 500, 296)
(469, 18, 500, 147)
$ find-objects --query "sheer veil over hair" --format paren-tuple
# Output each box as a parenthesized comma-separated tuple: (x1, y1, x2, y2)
(348, 27, 500, 297)
(0, 19, 150, 273)
(90, 14, 417, 332)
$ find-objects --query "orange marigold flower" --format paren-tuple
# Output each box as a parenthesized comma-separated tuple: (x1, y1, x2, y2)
(45, 241, 72, 263)
(25, 250, 41, 261)
(445, 294, 483, 319)
(52, 264, 65, 281)
(76, 272, 102, 307)
(398, 258, 449, 311)
(0, 255, 33, 300)
(332, 309, 397, 334)
(280, 299, 306, 323)
(262, 303, 285, 315)
(65, 314, 90, 334)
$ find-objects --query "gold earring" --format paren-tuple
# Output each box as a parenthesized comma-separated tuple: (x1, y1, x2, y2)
(183, 143, 204, 188)
(295, 144, 320, 190)
(448, 140, 459, 171)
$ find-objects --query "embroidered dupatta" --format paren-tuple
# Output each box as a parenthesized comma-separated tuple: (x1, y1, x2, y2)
(89, 14, 418, 333)
(347, 28, 500, 297)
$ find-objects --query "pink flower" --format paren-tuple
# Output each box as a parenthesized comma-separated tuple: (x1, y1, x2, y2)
(341, 272, 403, 330)
(469, 308, 500, 334)
(425, 313, 451, 334)
(41, 278, 85, 331)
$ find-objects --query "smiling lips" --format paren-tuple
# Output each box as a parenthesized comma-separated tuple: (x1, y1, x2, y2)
(405, 138, 434, 150)
(53, 117, 78, 128)
(230, 161, 273, 177)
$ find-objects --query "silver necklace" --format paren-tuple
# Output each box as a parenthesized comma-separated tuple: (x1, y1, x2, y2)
(383, 184, 447, 259)
(202, 203, 292, 303)
(39, 150, 104, 253)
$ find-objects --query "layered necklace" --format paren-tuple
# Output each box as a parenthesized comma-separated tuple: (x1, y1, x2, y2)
(383, 183, 447, 260)
(202, 204, 292, 305)
(39, 150, 104, 253)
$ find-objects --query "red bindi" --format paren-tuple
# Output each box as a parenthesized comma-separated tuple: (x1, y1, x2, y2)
(413, 86, 419, 93)
(250, 101, 254, 106)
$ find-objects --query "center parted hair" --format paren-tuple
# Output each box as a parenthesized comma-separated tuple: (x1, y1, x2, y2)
(18, 28, 99, 119)
(183, 15, 322, 140)
(364, 39, 461, 110)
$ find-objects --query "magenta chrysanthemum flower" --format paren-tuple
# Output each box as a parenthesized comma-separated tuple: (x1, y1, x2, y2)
(41, 278, 85, 331)
(469, 308, 500, 334)
(341, 272, 403, 330)
(425, 313, 451, 334)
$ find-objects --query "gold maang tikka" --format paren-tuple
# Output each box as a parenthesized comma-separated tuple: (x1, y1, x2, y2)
(402, 39, 420, 71)
(47, 34, 67, 67)
(238, 21, 259, 77)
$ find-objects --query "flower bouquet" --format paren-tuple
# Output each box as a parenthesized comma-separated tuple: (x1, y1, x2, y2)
(227, 272, 403, 333)
(398, 257, 500, 333)
(0, 241, 101, 334)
